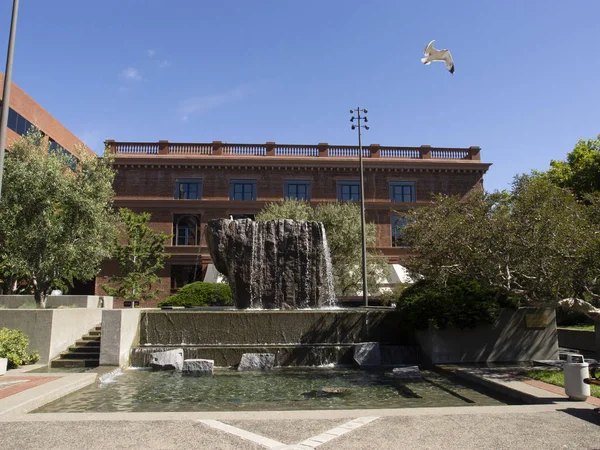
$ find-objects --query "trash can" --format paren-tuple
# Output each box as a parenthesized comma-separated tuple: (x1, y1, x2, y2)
(563, 353, 590, 401)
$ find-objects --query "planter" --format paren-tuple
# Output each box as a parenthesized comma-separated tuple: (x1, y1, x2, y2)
(416, 308, 559, 364)
(0, 357, 7, 376)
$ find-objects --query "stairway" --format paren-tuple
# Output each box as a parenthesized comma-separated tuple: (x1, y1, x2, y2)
(51, 325, 102, 368)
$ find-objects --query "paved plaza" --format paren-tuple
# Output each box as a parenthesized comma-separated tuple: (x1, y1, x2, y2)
(1, 366, 599, 449)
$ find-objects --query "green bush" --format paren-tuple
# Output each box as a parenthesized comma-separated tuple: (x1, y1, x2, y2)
(0, 328, 40, 368)
(158, 282, 233, 308)
(396, 278, 520, 330)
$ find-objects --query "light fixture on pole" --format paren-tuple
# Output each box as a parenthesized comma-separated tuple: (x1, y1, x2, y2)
(0, 0, 20, 199)
(350, 107, 369, 307)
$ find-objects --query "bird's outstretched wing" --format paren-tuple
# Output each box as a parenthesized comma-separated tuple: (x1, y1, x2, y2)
(423, 40, 435, 56)
(442, 50, 454, 74)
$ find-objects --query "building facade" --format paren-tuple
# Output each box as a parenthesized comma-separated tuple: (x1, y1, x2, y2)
(0, 73, 94, 159)
(97, 140, 491, 307)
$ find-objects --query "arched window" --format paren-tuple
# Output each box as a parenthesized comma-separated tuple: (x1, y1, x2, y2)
(173, 214, 200, 246)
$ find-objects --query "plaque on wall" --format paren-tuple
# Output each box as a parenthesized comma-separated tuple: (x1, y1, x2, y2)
(525, 312, 550, 329)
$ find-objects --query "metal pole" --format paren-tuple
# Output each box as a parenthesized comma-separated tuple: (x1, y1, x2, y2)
(0, 0, 19, 199)
(357, 108, 368, 307)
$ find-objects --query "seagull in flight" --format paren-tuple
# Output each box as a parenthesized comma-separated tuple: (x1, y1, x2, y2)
(421, 40, 454, 74)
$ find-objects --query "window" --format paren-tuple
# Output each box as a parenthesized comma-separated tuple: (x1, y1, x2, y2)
(170, 265, 202, 291)
(337, 180, 360, 202)
(391, 216, 409, 247)
(230, 180, 257, 201)
(173, 214, 201, 246)
(390, 182, 416, 203)
(284, 180, 311, 201)
(175, 178, 202, 200)
(7, 108, 17, 131)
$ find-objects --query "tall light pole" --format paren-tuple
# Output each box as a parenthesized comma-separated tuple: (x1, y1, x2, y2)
(350, 107, 369, 307)
(0, 0, 19, 199)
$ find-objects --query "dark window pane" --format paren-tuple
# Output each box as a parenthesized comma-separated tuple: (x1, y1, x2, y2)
(16, 115, 27, 135)
(7, 109, 17, 131)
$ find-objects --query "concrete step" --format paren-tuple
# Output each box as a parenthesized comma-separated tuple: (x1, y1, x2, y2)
(88, 330, 102, 337)
(68, 344, 100, 352)
(60, 351, 100, 359)
(81, 335, 101, 342)
(51, 358, 100, 368)
(72, 340, 101, 348)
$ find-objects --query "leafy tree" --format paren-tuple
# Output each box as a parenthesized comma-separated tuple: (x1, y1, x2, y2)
(256, 199, 388, 297)
(400, 175, 600, 314)
(0, 131, 116, 307)
(102, 208, 170, 303)
(546, 134, 600, 198)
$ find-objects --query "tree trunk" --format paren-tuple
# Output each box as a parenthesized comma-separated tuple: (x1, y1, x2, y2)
(32, 278, 48, 309)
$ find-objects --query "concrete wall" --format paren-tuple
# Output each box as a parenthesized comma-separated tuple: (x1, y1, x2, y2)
(0, 295, 113, 309)
(99, 309, 141, 367)
(416, 308, 559, 364)
(139, 310, 414, 346)
(558, 326, 598, 355)
(0, 309, 102, 363)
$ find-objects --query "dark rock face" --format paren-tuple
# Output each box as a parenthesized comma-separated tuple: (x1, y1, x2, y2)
(205, 219, 336, 309)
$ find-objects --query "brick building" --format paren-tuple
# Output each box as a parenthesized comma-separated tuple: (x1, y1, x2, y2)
(98, 140, 491, 307)
(0, 72, 94, 158)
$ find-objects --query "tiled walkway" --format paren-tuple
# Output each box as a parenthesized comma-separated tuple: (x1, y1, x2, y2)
(0, 376, 59, 400)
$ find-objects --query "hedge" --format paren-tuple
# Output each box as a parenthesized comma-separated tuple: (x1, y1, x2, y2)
(158, 282, 233, 308)
(396, 278, 520, 330)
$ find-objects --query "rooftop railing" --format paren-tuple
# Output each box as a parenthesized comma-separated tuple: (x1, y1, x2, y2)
(105, 140, 481, 161)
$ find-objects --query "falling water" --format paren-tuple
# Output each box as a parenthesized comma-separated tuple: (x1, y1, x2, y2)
(206, 219, 338, 309)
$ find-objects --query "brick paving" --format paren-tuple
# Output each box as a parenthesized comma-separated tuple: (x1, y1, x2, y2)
(0, 376, 59, 400)
(522, 378, 600, 407)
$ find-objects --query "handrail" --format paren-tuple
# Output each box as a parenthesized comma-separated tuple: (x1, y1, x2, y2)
(105, 140, 481, 161)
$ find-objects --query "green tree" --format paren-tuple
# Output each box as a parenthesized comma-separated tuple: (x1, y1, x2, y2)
(0, 131, 116, 308)
(256, 199, 388, 297)
(546, 134, 600, 197)
(102, 208, 170, 303)
(400, 175, 600, 313)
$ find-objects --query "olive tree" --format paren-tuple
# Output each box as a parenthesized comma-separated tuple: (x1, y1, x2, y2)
(0, 131, 116, 307)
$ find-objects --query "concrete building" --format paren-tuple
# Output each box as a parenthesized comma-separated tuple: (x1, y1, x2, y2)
(0, 73, 94, 158)
(98, 140, 491, 307)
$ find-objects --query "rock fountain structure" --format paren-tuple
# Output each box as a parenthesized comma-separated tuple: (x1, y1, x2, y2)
(129, 218, 420, 368)
(205, 218, 336, 309)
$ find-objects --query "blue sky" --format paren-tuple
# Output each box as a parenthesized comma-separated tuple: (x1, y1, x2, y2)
(1, 1, 599, 192)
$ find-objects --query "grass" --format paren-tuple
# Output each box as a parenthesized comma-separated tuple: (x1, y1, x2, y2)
(523, 369, 600, 398)
(560, 324, 595, 331)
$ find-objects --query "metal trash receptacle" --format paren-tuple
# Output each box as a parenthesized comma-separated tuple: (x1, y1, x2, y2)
(564, 353, 590, 401)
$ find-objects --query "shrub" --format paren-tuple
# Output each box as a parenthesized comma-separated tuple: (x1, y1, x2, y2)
(158, 282, 233, 308)
(0, 328, 40, 368)
(396, 278, 520, 330)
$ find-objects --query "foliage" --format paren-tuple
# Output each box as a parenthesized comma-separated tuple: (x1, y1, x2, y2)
(103, 208, 170, 302)
(546, 134, 600, 198)
(400, 175, 600, 307)
(0, 328, 40, 369)
(395, 278, 519, 330)
(378, 282, 411, 306)
(0, 131, 116, 307)
(523, 369, 600, 398)
(158, 282, 233, 307)
(256, 200, 388, 297)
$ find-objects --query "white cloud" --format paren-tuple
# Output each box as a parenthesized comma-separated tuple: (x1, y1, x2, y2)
(121, 67, 141, 81)
(147, 49, 156, 57)
(177, 85, 254, 121)
(158, 60, 171, 68)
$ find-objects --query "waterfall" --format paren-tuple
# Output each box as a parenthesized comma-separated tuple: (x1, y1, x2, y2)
(206, 218, 338, 309)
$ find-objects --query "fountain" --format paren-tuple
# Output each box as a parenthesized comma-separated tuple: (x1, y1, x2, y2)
(205, 218, 336, 309)
(129, 218, 419, 368)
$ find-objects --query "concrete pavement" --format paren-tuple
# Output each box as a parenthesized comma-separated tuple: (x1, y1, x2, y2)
(1, 364, 599, 449)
